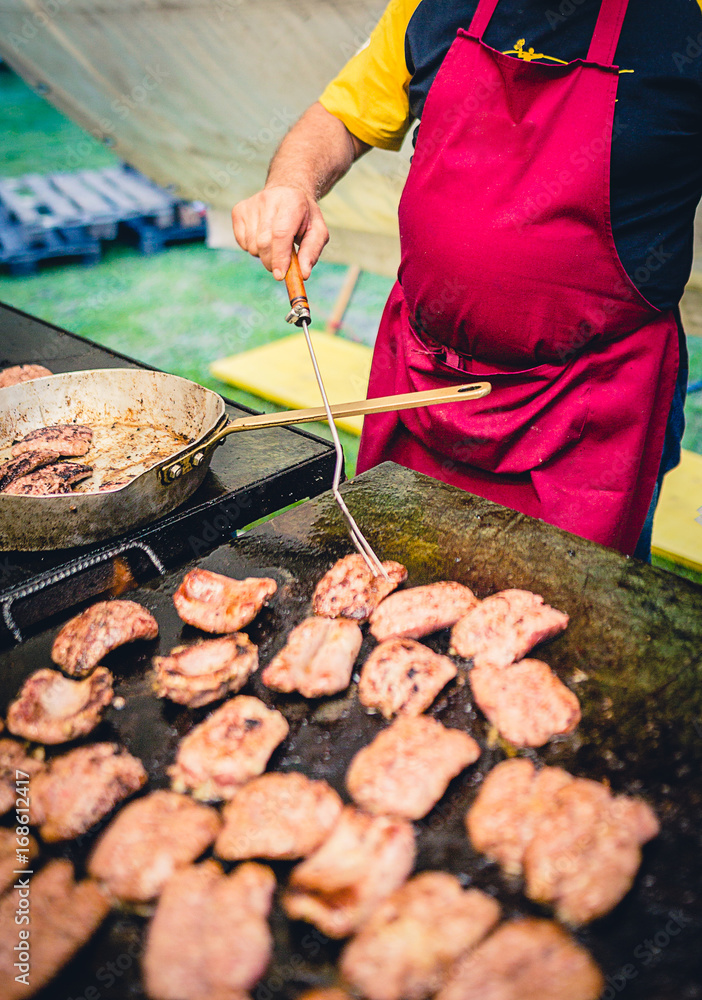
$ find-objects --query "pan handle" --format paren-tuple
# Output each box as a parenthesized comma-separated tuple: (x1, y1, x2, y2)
(159, 382, 491, 483)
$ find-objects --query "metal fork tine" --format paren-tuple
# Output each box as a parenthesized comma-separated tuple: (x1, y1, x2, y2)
(299, 318, 390, 580)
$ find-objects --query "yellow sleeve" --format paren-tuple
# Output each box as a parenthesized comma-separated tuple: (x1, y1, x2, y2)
(319, 0, 423, 151)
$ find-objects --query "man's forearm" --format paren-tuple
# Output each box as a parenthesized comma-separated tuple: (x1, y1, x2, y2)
(266, 102, 369, 200)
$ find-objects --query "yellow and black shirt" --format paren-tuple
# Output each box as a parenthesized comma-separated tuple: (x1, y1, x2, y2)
(320, 0, 702, 311)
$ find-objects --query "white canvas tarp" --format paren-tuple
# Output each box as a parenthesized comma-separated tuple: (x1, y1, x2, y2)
(0, 0, 410, 274)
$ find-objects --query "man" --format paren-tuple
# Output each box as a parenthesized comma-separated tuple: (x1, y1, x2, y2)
(232, 0, 699, 558)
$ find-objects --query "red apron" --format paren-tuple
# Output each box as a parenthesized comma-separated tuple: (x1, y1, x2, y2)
(356, 0, 679, 555)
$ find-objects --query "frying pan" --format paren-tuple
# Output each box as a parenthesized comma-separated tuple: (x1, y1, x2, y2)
(0, 368, 491, 550)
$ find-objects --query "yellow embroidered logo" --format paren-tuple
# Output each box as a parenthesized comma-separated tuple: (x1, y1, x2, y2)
(504, 38, 633, 74)
(506, 38, 567, 64)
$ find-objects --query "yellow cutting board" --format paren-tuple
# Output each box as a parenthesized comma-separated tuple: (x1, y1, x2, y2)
(652, 448, 702, 573)
(210, 331, 373, 436)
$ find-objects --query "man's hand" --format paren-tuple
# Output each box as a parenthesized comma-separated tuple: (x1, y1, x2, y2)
(231, 102, 368, 282)
(231, 184, 328, 281)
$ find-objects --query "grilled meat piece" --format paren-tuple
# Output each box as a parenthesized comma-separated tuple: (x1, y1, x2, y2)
(312, 554, 408, 621)
(523, 777, 660, 925)
(346, 715, 481, 820)
(0, 364, 52, 388)
(0, 738, 45, 815)
(261, 617, 363, 698)
(28, 743, 147, 842)
(282, 806, 416, 938)
(341, 872, 501, 1000)
(143, 860, 275, 1000)
(469, 659, 581, 747)
(4, 461, 93, 495)
(369, 581, 479, 641)
(450, 589, 569, 668)
(6, 667, 114, 744)
(0, 859, 110, 1000)
(169, 695, 289, 801)
(173, 568, 278, 633)
(153, 633, 258, 708)
(0, 449, 63, 491)
(88, 790, 221, 903)
(12, 424, 93, 457)
(467, 759, 574, 875)
(0, 826, 38, 895)
(51, 599, 159, 678)
(466, 759, 659, 924)
(358, 638, 457, 719)
(436, 918, 604, 1000)
(215, 771, 343, 861)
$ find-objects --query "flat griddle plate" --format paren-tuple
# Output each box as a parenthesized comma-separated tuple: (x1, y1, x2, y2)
(2, 463, 701, 999)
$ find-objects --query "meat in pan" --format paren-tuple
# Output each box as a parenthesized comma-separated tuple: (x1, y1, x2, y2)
(142, 860, 275, 1000)
(358, 638, 457, 719)
(0, 859, 110, 1000)
(450, 589, 569, 668)
(261, 616, 363, 698)
(6, 667, 114, 744)
(346, 715, 481, 820)
(435, 918, 604, 1000)
(466, 758, 660, 924)
(169, 695, 289, 801)
(11, 423, 93, 457)
(0, 737, 45, 815)
(173, 568, 278, 633)
(28, 743, 147, 842)
(52, 599, 159, 678)
(469, 658, 581, 747)
(341, 872, 501, 1000)
(215, 771, 343, 861)
(153, 633, 258, 708)
(369, 581, 479, 641)
(312, 553, 408, 621)
(4, 462, 93, 495)
(0, 364, 52, 387)
(0, 450, 62, 491)
(0, 826, 38, 895)
(88, 790, 221, 903)
(282, 806, 416, 938)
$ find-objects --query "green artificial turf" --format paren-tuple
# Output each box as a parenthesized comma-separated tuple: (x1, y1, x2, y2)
(685, 335, 702, 454)
(0, 66, 117, 176)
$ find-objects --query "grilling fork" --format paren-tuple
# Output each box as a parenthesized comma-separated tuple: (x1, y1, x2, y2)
(284, 248, 390, 579)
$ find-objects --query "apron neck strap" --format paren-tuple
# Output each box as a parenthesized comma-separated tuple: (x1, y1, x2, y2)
(468, 0, 629, 68)
(468, 0, 500, 38)
(587, 0, 629, 66)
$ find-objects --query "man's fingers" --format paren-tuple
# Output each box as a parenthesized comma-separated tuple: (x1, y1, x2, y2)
(231, 206, 251, 255)
(297, 210, 329, 279)
(231, 187, 326, 279)
(232, 199, 263, 259)
(270, 220, 300, 281)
